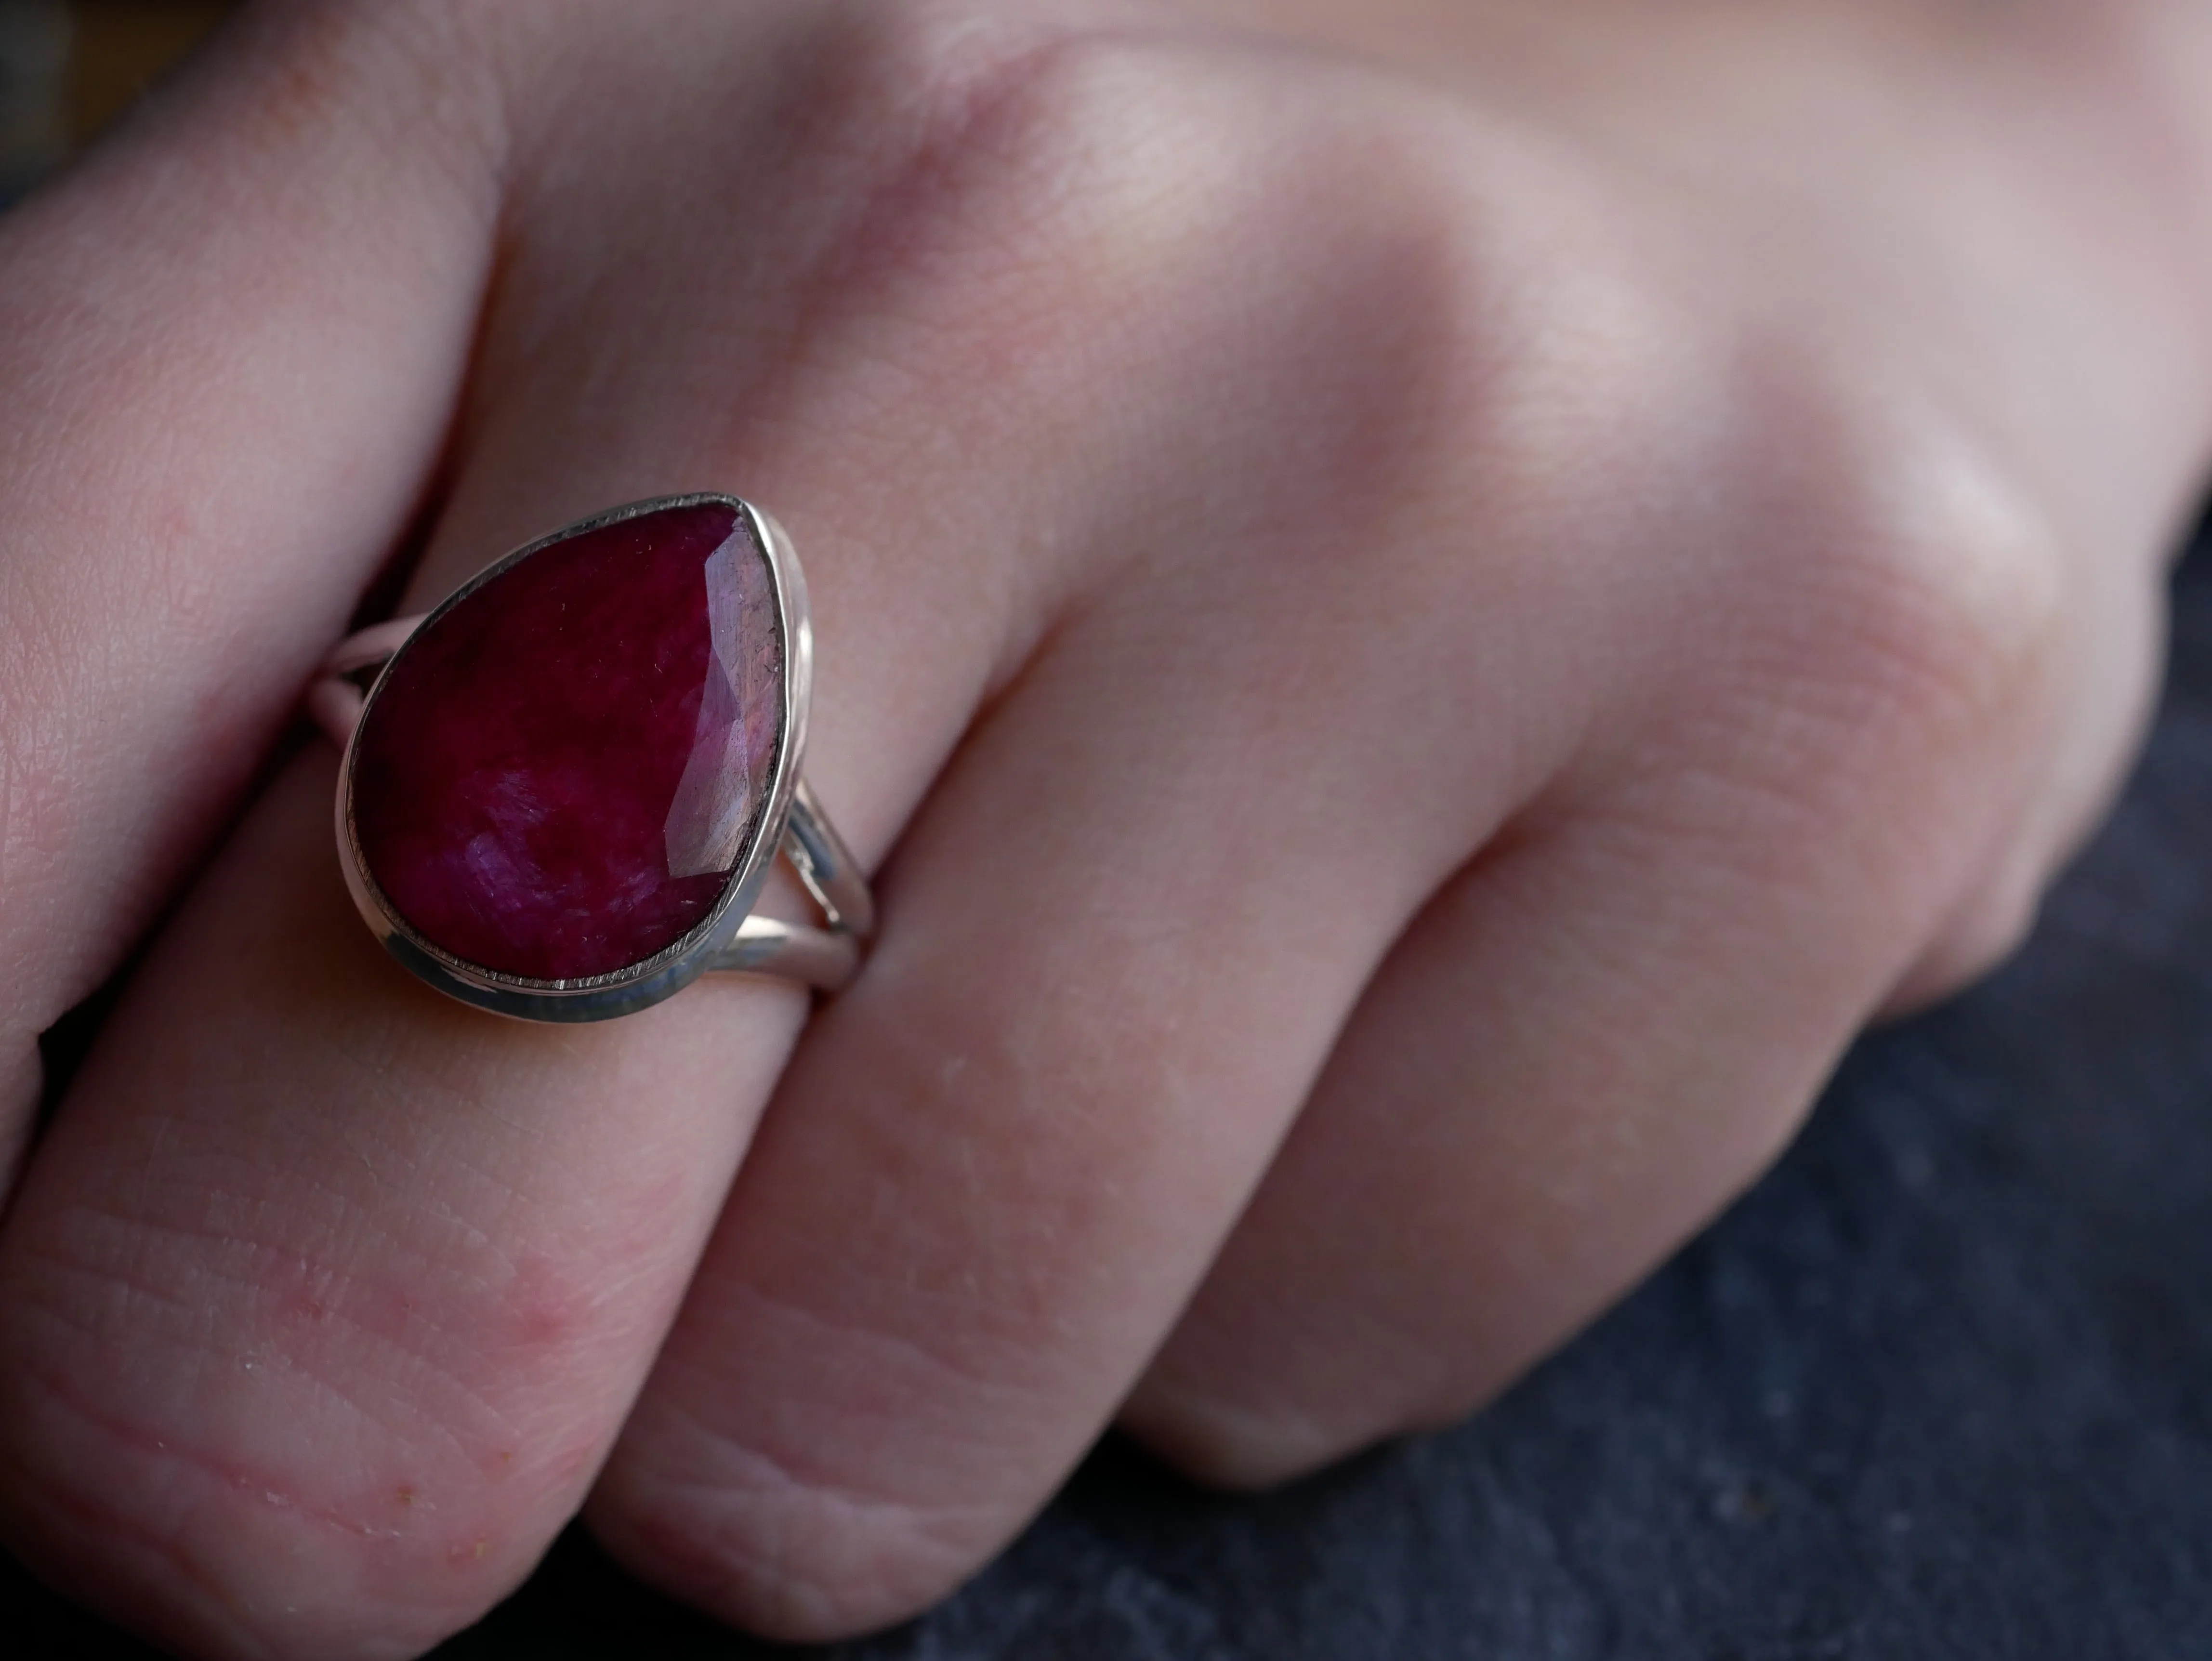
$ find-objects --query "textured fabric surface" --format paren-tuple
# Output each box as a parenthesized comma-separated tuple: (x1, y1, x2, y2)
(13, 534, 2212, 1659)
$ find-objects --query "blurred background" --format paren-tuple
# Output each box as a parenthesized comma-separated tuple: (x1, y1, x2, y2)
(0, 0, 231, 202)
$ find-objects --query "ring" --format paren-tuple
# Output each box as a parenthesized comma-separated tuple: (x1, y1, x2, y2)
(309, 493, 872, 1022)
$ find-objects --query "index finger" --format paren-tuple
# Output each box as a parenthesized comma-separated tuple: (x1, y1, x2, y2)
(0, 0, 496, 1160)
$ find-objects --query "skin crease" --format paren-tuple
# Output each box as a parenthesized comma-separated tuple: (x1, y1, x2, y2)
(0, 0, 2206, 1653)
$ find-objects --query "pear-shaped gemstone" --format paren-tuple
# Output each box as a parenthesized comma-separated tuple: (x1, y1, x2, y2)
(350, 501, 783, 981)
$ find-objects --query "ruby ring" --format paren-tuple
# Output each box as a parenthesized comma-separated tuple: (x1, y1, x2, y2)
(310, 494, 872, 1021)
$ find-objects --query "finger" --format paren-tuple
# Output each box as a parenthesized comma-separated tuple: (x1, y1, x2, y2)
(1121, 814, 1934, 1485)
(576, 56, 1626, 1628)
(583, 545, 1516, 1637)
(1120, 463, 2108, 1485)
(0, 752, 797, 1655)
(0, 0, 499, 1155)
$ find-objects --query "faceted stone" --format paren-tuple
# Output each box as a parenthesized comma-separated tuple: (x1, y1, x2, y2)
(350, 501, 783, 981)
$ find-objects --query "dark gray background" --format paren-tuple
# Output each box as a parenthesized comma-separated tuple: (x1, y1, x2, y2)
(13, 534, 2212, 1659)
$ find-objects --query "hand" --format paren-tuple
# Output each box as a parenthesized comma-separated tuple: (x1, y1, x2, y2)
(0, 0, 2205, 1653)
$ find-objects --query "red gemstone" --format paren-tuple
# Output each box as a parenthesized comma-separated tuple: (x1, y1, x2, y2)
(350, 501, 784, 981)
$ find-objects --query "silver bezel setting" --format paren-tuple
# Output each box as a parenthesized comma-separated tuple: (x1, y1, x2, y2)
(332, 493, 814, 1023)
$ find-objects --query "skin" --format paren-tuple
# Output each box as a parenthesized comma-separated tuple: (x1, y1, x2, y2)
(0, 0, 2207, 1652)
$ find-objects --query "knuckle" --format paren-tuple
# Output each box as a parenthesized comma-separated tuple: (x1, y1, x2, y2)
(592, 1403, 990, 1643)
(0, 1267, 474, 1661)
(796, 3, 1693, 567)
(1587, 373, 2077, 917)
(1735, 380, 2070, 763)
(801, 8, 1559, 401)
(1202, 89, 1687, 573)
(0, 1084, 646, 1658)
(805, 5, 1200, 282)
(1370, 127, 1682, 497)
(1825, 456, 2064, 749)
